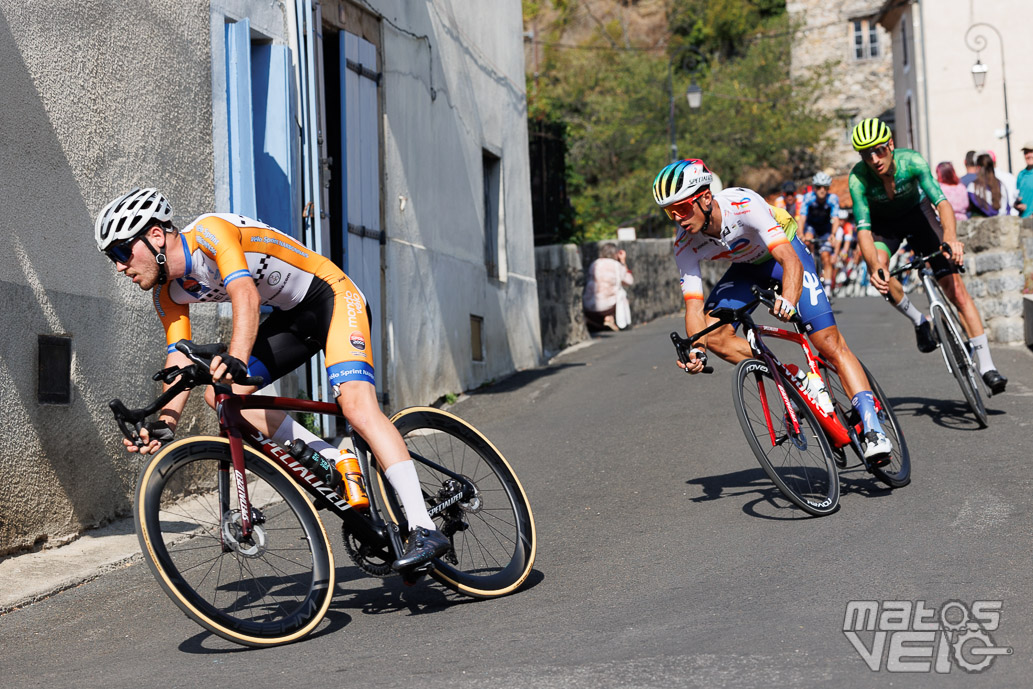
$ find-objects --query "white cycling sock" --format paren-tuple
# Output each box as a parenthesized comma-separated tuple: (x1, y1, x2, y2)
(892, 294, 926, 327)
(969, 333, 996, 372)
(271, 415, 339, 459)
(384, 461, 436, 531)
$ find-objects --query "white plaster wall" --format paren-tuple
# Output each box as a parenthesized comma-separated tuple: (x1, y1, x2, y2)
(0, 1, 229, 554)
(888, 0, 1033, 176)
(373, 0, 541, 407)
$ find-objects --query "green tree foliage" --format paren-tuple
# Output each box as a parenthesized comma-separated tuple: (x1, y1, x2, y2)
(526, 1, 833, 242)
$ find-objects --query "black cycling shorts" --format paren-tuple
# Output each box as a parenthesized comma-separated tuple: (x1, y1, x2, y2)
(869, 200, 956, 279)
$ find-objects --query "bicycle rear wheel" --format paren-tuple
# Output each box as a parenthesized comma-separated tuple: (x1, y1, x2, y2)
(931, 302, 988, 427)
(733, 359, 839, 516)
(818, 358, 911, 488)
(135, 437, 334, 647)
(377, 407, 536, 598)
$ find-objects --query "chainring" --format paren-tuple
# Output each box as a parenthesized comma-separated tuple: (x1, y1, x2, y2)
(341, 525, 393, 577)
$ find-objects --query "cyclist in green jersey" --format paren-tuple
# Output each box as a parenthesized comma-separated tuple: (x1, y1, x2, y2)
(848, 118, 1007, 394)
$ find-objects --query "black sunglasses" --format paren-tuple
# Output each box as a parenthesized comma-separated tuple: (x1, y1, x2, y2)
(104, 236, 141, 264)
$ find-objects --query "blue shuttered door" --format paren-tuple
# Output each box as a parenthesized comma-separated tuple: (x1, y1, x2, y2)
(341, 32, 383, 397)
(251, 44, 300, 238)
(225, 19, 257, 218)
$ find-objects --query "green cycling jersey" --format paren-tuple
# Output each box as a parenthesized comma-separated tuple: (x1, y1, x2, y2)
(848, 148, 947, 232)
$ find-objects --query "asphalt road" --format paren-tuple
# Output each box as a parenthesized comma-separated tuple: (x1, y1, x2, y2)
(2, 297, 1031, 688)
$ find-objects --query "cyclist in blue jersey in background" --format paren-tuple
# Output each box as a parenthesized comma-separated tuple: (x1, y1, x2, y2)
(800, 172, 841, 299)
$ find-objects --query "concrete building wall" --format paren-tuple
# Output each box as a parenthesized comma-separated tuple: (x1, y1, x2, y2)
(372, 0, 542, 406)
(0, 0, 538, 554)
(0, 0, 230, 555)
(880, 0, 1033, 176)
(788, 0, 894, 174)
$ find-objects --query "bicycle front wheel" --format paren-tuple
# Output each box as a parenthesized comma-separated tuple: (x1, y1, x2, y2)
(931, 303, 988, 428)
(733, 359, 839, 516)
(135, 437, 334, 647)
(377, 407, 537, 598)
(818, 358, 911, 488)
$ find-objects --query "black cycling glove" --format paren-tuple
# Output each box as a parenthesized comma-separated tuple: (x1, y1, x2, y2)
(219, 354, 250, 383)
(142, 420, 175, 447)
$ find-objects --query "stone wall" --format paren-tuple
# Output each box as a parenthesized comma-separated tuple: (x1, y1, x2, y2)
(957, 215, 1033, 345)
(534, 244, 589, 357)
(787, 0, 894, 174)
(535, 239, 728, 356)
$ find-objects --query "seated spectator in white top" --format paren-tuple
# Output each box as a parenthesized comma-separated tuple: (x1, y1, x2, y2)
(583, 242, 634, 332)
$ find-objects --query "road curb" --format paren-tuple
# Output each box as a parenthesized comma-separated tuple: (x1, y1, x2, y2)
(0, 515, 141, 614)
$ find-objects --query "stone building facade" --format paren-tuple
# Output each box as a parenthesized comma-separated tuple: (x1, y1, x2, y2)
(787, 0, 894, 175)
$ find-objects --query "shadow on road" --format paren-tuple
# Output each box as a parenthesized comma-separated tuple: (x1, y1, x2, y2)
(686, 468, 823, 521)
(888, 395, 1003, 430)
(331, 565, 545, 617)
(171, 567, 545, 653)
(461, 363, 587, 397)
(686, 463, 902, 521)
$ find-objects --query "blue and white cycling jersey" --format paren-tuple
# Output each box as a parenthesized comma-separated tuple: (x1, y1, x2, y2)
(801, 191, 840, 236)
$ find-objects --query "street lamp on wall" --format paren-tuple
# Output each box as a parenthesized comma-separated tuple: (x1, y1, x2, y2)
(965, 23, 1011, 172)
(970, 59, 988, 92)
(669, 63, 704, 162)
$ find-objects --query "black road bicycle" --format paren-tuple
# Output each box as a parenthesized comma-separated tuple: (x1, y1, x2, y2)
(110, 341, 536, 647)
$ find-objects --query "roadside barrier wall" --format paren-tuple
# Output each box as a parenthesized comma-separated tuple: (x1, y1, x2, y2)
(534, 239, 727, 356)
(957, 215, 1033, 345)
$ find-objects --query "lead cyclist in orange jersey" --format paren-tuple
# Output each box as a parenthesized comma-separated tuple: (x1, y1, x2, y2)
(95, 188, 449, 570)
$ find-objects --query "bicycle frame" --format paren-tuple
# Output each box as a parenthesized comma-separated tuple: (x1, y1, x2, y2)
(212, 389, 477, 557)
(916, 265, 976, 376)
(209, 389, 400, 553)
(740, 318, 864, 454)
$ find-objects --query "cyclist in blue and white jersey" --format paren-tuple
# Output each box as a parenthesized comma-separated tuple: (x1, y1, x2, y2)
(800, 172, 841, 298)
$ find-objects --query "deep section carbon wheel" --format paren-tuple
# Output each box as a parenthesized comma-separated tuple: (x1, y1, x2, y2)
(377, 407, 536, 597)
(135, 437, 333, 647)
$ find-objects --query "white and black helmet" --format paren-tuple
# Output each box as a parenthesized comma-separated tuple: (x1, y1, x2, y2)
(811, 172, 832, 187)
(94, 187, 173, 252)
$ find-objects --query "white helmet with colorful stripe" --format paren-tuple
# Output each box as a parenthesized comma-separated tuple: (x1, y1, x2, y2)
(652, 159, 714, 207)
(94, 187, 173, 252)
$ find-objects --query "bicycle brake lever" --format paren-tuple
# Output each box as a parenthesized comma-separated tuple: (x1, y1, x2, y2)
(152, 366, 185, 384)
(108, 399, 146, 448)
(670, 332, 713, 374)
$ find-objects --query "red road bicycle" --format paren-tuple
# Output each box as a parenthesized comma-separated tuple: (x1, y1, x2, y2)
(672, 286, 910, 516)
(109, 340, 536, 646)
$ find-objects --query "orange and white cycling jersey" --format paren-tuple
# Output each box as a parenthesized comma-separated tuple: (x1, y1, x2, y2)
(674, 188, 796, 301)
(153, 213, 374, 387)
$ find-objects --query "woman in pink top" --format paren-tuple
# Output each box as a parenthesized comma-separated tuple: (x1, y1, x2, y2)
(936, 161, 969, 221)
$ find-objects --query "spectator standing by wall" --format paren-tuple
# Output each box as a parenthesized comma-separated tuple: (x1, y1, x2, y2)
(967, 152, 1012, 217)
(987, 150, 1020, 216)
(936, 162, 970, 222)
(1015, 141, 1033, 218)
(960, 150, 979, 186)
(583, 242, 634, 331)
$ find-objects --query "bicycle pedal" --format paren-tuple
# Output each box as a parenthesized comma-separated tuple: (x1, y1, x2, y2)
(401, 563, 433, 586)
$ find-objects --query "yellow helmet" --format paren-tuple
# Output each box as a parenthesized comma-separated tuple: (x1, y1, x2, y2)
(851, 118, 892, 151)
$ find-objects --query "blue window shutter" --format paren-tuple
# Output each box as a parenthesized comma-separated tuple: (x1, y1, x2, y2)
(226, 19, 257, 217)
(251, 43, 299, 237)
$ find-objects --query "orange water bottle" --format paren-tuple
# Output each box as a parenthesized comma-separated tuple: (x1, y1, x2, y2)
(336, 449, 369, 509)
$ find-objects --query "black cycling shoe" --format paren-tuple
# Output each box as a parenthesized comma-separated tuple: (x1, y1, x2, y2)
(982, 369, 1008, 396)
(914, 320, 937, 353)
(391, 527, 451, 571)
